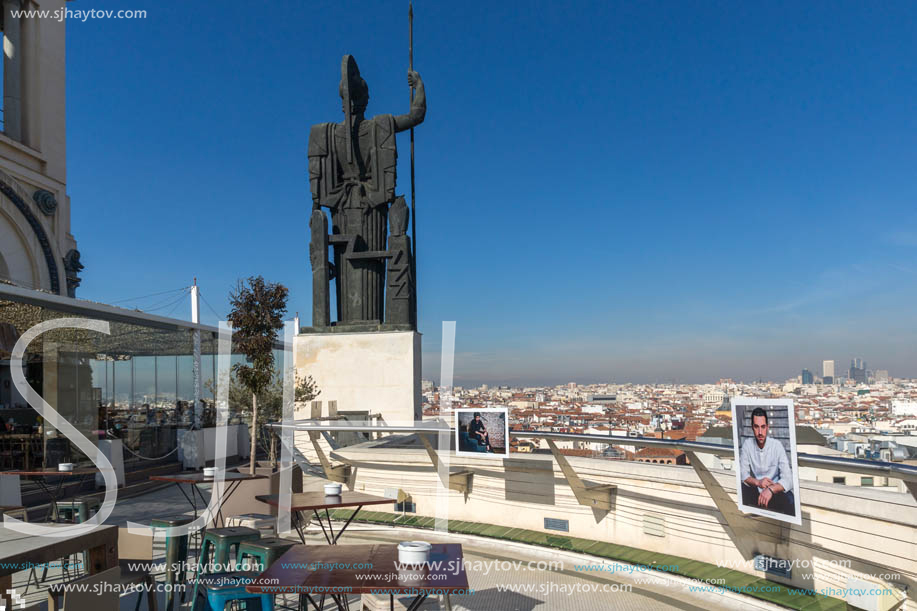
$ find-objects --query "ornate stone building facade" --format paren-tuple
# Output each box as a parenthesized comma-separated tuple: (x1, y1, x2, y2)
(0, 0, 81, 296)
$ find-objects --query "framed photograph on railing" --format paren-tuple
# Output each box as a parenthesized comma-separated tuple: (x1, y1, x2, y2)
(731, 397, 802, 525)
(455, 408, 509, 457)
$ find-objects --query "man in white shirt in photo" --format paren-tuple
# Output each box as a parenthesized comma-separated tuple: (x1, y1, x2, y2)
(739, 407, 796, 516)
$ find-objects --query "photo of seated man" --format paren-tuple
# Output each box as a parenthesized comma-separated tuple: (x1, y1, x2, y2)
(739, 407, 796, 517)
(467, 412, 493, 452)
(455, 408, 508, 456)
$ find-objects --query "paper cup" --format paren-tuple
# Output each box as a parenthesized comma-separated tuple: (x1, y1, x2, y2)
(397, 541, 432, 566)
(324, 483, 342, 495)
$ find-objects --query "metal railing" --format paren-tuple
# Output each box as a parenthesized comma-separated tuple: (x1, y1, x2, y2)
(270, 420, 917, 484)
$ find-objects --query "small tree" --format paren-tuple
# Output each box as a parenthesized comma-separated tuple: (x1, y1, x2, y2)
(206, 369, 321, 469)
(267, 373, 321, 468)
(227, 276, 288, 474)
(295, 373, 321, 404)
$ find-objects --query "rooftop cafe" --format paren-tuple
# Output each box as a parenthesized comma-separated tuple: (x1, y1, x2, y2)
(0, 282, 915, 611)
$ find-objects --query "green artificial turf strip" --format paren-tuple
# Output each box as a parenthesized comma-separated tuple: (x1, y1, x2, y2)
(323, 512, 844, 609)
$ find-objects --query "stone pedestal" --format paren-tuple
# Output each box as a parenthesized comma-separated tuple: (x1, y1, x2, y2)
(294, 330, 422, 425)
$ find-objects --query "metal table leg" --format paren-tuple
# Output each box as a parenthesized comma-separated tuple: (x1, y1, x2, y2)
(405, 593, 429, 611)
(312, 509, 333, 544)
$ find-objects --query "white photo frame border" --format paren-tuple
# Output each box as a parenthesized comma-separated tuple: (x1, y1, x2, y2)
(730, 397, 802, 525)
(454, 407, 510, 457)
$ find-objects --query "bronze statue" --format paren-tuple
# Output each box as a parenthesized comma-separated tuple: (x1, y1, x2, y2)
(308, 55, 425, 329)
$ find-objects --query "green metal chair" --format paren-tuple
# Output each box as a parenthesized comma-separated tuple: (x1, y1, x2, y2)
(190, 527, 261, 611)
(55, 497, 101, 523)
(236, 537, 295, 571)
(54, 497, 101, 576)
(151, 516, 193, 611)
(194, 572, 274, 611)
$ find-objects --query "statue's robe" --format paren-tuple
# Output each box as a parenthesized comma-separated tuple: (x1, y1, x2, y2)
(309, 115, 397, 323)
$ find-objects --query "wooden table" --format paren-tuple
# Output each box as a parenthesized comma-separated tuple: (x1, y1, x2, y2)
(150, 471, 266, 528)
(0, 523, 118, 608)
(0, 468, 101, 521)
(247, 543, 469, 611)
(256, 491, 393, 544)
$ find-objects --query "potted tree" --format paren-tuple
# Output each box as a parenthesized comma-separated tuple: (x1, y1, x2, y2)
(221, 277, 322, 519)
(227, 275, 287, 475)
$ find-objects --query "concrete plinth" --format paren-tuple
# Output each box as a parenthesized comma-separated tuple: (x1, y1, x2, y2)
(294, 330, 421, 424)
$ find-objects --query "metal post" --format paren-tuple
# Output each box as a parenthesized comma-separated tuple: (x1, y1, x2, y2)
(191, 279, 202, 429)
(130, 357, 135, 415)
(408, 1, 418, 323)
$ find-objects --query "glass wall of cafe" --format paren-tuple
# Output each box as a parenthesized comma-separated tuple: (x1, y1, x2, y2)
(0, 293, 222, 470)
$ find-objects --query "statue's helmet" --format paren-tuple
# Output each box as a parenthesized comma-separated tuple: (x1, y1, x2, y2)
(340, 55, 369, 114)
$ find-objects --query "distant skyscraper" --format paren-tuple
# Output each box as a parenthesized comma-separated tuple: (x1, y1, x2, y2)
(802, 369, 814, 385)
(822, 360, 835, 384)
(849, 359, 867, 384)
(875, 370, 889, 383)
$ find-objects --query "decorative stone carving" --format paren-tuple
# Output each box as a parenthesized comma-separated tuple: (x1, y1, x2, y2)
(32, 189, 58, 216)
(0, 179, 60, 294)
(63, 249, 83, 297)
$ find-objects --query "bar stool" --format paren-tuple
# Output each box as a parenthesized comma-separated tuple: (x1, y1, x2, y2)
(193, 572, 273, 611)
(55, 497, 100, 523)
(55, 498, 101, 576)
(236, 537, 295, 571)
(4, 506, 44, 594)
(226, 513, 276, 537)
(151, 516, 192, 611)
(190, 527, 261, 611)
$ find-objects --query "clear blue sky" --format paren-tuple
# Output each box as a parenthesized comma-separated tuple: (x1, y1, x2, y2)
(68, 0, 917, 385)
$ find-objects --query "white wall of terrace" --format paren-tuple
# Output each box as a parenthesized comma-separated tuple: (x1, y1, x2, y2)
(329, 443, 917, 610)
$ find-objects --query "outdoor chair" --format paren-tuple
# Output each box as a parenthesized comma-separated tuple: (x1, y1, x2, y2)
(55, 496, 101, 523)
(55, 497, 102, 577)
(193, 571, 273, 611)
(236, 537, 295, 571)
(2, 505, 47, 594)
(227, 512, 276, 537)
(47, 566, 121, 611)
(118, 527, 161, 611)
(190, 527, 261, 611)
(151, 515, 192, 611)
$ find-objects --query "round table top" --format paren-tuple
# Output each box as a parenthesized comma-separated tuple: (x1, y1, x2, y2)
(0, 468, 101, 476)
(150, 471, 267, 484)
(256, 491, 392, 511)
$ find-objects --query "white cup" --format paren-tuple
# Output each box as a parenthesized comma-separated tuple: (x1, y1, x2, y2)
(397, 541, 432, 566)
(324, 483, 342, 496)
